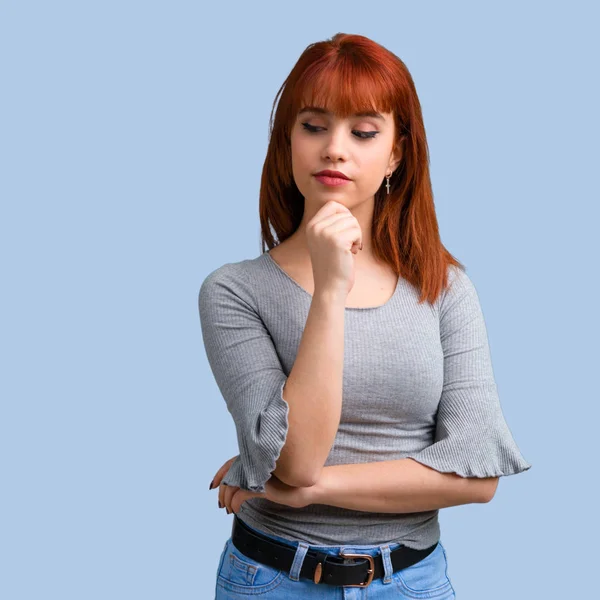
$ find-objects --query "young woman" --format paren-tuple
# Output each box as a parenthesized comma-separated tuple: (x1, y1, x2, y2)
(199, 32, 531, 599)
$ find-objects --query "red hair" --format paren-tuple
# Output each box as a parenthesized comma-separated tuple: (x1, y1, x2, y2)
(258, 32, 464, 305)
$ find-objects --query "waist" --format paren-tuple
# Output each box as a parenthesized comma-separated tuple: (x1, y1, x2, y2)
(238, 498, 441, 550)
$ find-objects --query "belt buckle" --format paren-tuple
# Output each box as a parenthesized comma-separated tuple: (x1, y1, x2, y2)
(338, 552, 375, 587)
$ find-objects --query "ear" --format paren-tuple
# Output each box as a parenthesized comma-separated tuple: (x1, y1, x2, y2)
(388, 137, 404, 174)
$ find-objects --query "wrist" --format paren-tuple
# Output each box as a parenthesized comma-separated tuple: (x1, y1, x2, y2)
(312, 288, 347, 309)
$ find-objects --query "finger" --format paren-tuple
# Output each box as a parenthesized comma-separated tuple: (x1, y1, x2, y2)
(230, 489, 241, 514)
(312, 212, 355, 231)
(211, 455, 238, 489)
(218, 482, 237, 510)
(317, 218, 362, 253)
(308, 200, 351, 226)
(325, 217, 361, 237)
(343, 230, 364, 253)
(218, 483, 226, 509)
(223, 485, 237, 513)
(231, 490, 256, 514)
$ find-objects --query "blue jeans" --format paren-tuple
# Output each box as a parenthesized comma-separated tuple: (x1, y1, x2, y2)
(214, 517, 456, 599)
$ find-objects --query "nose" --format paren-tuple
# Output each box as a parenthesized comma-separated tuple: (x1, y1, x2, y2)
(321, 128, 350, 164)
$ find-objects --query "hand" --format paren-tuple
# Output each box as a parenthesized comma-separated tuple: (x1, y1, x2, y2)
(306, 200, 363, 297)
(210, 455, 318, 514)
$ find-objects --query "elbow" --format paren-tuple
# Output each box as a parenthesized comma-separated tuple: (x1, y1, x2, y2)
(297, 466, 321, 488)
(478, 477, 500, 503)
(272, 438, 322, 488)
(285, 472, 319, 488)
(273, 463, 320, 488)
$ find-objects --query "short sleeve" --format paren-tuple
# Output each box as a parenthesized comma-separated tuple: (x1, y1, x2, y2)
(404, 266, 532, 478)
(198, 263, 290, 493)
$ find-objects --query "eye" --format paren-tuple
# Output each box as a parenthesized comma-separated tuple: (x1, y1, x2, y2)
(301, 122, 379, 140)
(353, 130, 379, 140)
(301, 122, 324, 133)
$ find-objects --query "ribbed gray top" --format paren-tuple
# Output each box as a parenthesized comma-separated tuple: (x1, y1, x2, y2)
(198, 251, 531, 549)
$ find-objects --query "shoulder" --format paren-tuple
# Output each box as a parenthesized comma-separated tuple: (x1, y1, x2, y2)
(438, 265, 481, 319)
(199, 259, 247, 291)
(199, 259, 252, 308)
(198, 254, 270, 312)
(444, 264, 476, 296)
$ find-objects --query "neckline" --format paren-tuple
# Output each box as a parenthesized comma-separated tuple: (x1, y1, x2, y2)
(263, 251, 401, 311)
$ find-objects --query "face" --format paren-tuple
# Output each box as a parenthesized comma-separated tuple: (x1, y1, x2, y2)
(290, 104, 402, 208)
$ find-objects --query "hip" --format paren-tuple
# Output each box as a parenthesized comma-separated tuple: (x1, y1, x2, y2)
(214, 515, 456, 599)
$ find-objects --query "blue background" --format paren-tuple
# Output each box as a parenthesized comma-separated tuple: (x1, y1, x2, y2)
(2, 1, 597, 598)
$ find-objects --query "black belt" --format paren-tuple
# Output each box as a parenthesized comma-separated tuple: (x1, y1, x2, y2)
(231, 515, 438, 588)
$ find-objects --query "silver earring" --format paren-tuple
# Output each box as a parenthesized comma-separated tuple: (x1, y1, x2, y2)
(385, 171, 392, 195)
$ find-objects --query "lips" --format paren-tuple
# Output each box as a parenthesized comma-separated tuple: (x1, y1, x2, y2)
(314, 169, 350, 180)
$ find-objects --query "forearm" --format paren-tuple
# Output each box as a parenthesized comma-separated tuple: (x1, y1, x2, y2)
(274, 290, 346, 487)
(310, 458, 496, 513)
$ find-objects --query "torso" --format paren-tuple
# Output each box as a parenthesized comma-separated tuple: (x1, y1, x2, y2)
(267, 240, 399, 309)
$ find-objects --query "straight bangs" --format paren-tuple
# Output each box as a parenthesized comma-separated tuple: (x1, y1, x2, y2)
(289, 56, 397, 123)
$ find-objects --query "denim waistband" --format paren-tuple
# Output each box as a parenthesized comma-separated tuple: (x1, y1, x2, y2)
(232, 516, 422, 585)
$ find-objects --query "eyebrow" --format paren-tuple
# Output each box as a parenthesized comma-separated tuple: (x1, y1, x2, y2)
(298, 106, 386, 121)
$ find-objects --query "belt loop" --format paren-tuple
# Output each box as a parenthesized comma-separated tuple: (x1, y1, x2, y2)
(380, 544, 394, 584)
(289, 541, 309, 581)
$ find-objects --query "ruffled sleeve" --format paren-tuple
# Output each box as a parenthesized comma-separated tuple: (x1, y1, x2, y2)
(404, 266, 531, 478)
(198, 262, 290, 493)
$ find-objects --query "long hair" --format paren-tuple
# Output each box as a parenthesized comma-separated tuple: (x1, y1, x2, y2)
(258, 32, 464, 305)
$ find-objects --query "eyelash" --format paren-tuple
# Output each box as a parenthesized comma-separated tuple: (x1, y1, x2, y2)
(301, 122, 379, 140)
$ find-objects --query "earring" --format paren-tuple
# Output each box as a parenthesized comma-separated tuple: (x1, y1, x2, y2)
(385, 171, 392, 195)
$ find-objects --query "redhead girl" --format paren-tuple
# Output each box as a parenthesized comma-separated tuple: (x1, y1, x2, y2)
(199, 32, 531, 599)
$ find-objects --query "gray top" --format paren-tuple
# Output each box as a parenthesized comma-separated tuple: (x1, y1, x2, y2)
(198, 251, 531, 549)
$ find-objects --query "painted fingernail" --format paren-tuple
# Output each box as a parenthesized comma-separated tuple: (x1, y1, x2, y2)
(226, 508, 231, 514)
(218, 501, 223, 508)
(209, 479, 215, 490)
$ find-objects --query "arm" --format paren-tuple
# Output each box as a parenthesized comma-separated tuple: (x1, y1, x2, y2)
(298, 267, 524, 513)
(272, 288, 346, 486)
(310, 458, 499, 513)
(403, 266, 531, 479)
(198, 262, 345, 491)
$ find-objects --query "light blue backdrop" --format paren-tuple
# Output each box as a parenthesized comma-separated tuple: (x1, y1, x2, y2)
(2, 1, 598, 599)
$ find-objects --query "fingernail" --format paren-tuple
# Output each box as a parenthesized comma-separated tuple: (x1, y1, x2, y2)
(218, 501, 223, 508)
(226, 508, 231, 514)
(209, 479, 215, 490)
